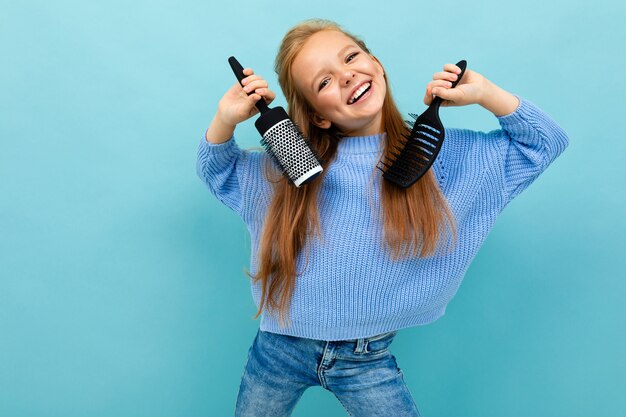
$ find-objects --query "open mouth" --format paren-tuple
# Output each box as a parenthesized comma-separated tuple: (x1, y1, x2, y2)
(348, 82, 372, 105)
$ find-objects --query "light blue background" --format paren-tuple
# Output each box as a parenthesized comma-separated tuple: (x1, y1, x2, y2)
(1, 1, 624, 416)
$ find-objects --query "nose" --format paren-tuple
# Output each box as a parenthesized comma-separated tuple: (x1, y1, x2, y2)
(341, 70, 355, 86)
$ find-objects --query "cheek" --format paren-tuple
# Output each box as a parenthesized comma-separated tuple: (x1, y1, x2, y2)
(318, 91, 340, 110)
(378, 81, 387, 98)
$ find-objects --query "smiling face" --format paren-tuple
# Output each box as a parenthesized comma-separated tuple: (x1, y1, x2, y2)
(290, 30, 387, 137)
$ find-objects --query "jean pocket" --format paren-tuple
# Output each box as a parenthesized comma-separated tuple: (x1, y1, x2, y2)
(365, 330, 398, 354)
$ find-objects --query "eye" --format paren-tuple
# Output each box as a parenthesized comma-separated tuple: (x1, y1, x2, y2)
(318, 78, 329, 91)
(346, 52, 359, 62)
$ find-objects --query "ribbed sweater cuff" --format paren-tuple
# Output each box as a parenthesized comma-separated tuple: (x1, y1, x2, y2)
(199, 134, 237, 154)
(496, 95, 545, 129)
(197, 133, 240, 175)
(495, 95, 546, 148)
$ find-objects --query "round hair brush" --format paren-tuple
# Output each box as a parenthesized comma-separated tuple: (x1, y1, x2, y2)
(228, 56, 323, 187)
(377, 59, 467, 188)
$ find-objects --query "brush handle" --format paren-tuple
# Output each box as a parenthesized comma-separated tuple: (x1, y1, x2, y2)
(430, 59, 467, 110)
(228, 56, 270, 114)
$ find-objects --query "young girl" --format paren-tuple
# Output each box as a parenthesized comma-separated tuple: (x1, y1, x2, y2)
(197, 19, 568, 417)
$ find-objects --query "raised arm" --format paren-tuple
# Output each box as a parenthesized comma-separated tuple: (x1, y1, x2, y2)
(197, 68, 276, 215)
(205, 67, 276, 144)
(426, 63, 569, 205)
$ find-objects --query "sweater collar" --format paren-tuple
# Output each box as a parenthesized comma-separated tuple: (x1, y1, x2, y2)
(337, 132, 385, 154)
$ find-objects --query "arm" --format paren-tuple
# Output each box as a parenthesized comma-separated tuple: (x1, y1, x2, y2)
(424, 62, 520, 116)
(196, 134, 244, 214)
(205, 66, 276, 144)
(492, 96, 569, 202)
(478, 79, 520, 117)
(197, 68, 276, 214)
(427, 63, 569, 204)
(205, 112, 235, 144)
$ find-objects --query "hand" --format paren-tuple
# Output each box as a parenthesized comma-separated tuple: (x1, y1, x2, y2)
(423, 63, 490, 107)
(215, 68, 277, 127)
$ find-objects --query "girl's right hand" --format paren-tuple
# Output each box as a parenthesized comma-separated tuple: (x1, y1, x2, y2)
(215, 68, 277, 127)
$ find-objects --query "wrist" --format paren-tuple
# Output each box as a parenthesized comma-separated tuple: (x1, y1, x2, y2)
(214, 109, 237, 130)
(205, 112, 236, 144)
(479, 80, 520, 117)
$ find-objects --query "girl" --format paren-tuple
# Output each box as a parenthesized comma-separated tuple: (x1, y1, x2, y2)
(197, 19, 568, 417)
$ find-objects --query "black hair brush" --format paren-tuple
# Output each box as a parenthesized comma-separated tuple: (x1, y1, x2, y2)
(377, 59, 467, 188)
(228, 56, 323, 187)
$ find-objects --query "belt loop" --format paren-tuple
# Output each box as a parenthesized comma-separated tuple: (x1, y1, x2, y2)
(354, 337, 367, 354)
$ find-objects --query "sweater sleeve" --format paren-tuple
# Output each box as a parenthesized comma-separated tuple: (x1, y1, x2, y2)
(196, 135, 274, 223)
(440, 96, 569, 210)
(196, 135, 245, 215)
(493, 96, 569, 203)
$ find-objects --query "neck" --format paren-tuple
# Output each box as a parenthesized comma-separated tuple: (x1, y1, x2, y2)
(341, 113, 384, 137)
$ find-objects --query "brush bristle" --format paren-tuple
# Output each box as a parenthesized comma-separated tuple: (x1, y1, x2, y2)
(378, 117, 444, 188)
(379, 59, 465, 188)
(292, 120, 326, 166)
(260, 137, 289, 178)
(260, 119, 324, 185)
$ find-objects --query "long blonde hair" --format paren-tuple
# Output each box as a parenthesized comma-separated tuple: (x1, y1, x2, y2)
(247, 19, 457, 327)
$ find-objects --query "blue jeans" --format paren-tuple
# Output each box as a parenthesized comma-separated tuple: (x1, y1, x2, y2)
(235, 328, 420, 416)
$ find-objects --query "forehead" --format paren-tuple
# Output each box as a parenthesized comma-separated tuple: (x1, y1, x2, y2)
(291, 30, 360, 80)
(299, 30, 356, 55)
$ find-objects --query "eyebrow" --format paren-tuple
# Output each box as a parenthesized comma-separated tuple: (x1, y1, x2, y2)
(309, 44, 356, 92)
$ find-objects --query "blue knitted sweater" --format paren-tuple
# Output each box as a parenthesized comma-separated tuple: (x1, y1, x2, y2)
(196, 96, 569, 341)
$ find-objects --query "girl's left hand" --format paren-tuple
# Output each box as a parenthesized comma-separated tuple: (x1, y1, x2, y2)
(423, 63, 490, 107)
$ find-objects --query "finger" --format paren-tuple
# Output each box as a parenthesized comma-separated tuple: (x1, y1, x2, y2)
(247, 93, 263, 108)
(433, 71, 459, 82)
(428, 80, 453, 90)
(243, 79, 269, 93)
(252, 87, 274, 98)
(240, 68, 257, 86)
(424, 82, 444, 104)
(425, 80, 453, 99)
(432, 86, 462, 102)
(256, 88, 276, 104)
(241, 74, 263, 85)
(264, 88, 276, 101)
(443, 63, 462, 74)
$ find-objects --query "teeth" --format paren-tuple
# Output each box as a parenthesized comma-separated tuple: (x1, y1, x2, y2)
(349, 82, 371, 104)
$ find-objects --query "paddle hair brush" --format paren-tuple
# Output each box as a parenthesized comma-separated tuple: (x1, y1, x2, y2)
(228, 56, 323, 187)
(377, 60, 467, 188)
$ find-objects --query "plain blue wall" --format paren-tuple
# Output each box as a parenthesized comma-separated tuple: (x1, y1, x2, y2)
(1, 1, 625, 416)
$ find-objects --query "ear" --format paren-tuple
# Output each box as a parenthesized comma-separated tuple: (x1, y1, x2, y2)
(311, 113, 331, 129)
